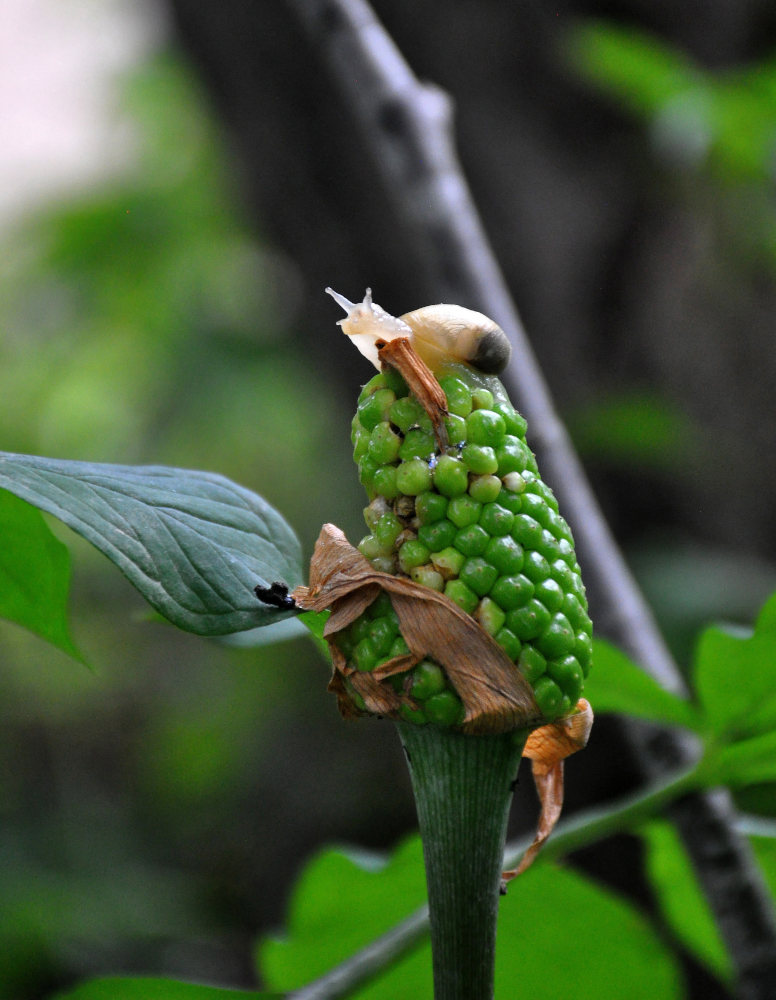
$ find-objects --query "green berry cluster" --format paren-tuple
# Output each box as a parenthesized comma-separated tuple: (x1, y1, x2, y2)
(346, 364, 592, 725)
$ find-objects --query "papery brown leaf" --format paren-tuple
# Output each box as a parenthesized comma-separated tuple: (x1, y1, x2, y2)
(377, 338, 449, 450)
(502, 699, 593, 884)
(292, 524, 542, 734)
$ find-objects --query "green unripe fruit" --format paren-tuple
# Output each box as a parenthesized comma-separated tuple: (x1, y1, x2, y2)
(399, 428, 436, 461)
(444, 579, 479, 615)
(438, 375, 473, 417)
(460, 557, 498, 597)
(358, 388, 396, 431)
(390, 396, 425, 433)
(468, 475, 502, 504)
(466, 409, 506, 447)
(416, 491, 449, 524)
(411, 660, 447, 700)
(368, 421, 402, 464)
(418, 518, 458, 552)
(399, 538, 431, 572)
(396, 459, 433, 495)
(476, 597, 506, 637)
(454, 524, 490, 557)
(484, 535, 524, 575)
(425, 690, 466, 726)
(431, 546, 467, 578)
(433, 455, 469, 497)
(471, 388, 495, 410)
(461, 443, 499, 475)
(448, 495, 483, 528)
(347, 347, 593, 724)
(490, 573, 534, 611)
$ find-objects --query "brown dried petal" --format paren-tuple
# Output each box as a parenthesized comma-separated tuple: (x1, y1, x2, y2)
(292, 524, 542, 734)
(502, 699, 593, 884)
(377, 337, 449, 450)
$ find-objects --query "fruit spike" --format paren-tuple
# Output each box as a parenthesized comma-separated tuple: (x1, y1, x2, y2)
(334, 291, 592, 728)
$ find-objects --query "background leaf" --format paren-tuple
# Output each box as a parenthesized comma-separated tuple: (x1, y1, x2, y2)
(694, 622, 776, 740)
(496, 863, 683, 1000)
(0, 489, 84, 662)
(257, 836, 430, 996)
(0, 453, 303, 636)
(584, 639, 698, 729)
(52, 977, 277, 999)
(640, 819, 732, 983)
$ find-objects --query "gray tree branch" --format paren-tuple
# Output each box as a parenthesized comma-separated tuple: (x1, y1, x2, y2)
(285, 1, 776, 997)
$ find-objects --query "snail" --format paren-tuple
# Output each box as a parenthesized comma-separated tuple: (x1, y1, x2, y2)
(326, 287, 511, 375)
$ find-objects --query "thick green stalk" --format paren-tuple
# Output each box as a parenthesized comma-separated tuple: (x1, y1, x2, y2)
(397, 722, 527, 1000)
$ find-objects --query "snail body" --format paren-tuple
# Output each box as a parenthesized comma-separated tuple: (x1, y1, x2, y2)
(326, 287, 511, 375)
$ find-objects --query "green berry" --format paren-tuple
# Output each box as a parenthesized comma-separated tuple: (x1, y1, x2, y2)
(368, 421, 402, 464)
(459, 557, 498, 597)
(454, 524, 490, 557)
(353, 637, 378, 672)
(518, 645, 547, 684)
(447, 495, 483, 528)
(438, 375, 472, 417)
(495, 627, 522, 661)
(418, 518, 457, 552)
(471, 388, 495, 410)
(506, 598, 552, 641)
(534, 577, 564, 614)
(431, 546, 467, 578)
(522, 550, 551, 583)
(479, 502, 514, 537)
(484, 535, 524, 575)
(461, 443, 499, 475)
(476, 596, 506, 636)
(444, 579, 479, 615)
(511, 513, 543, 548)
(396, 459, 433, 495)
(444, 413, 468, 444)
(490, 573, 534, 611)
(399, 704, 428, 724)
(433, 455, 469, 497)
(383, 367, 408, 396)
(466, 409, 506, 447)
(411, 660, 446, 700)
(390, 396, 424, 433)
(372, 465, 399, 499)
(415, 491, 448, 524)
(399, 428, 436, 461)
(425, 690, 465, 726)
(533, 675, 564, 717)
(373, 511, 403, 550)
(537, 613, 576, 658)
(357, 388, 396, 431)
(398, 538, 431, 572)
(369, 618, 398, 656)
(410, 565, 445, 591)
(468, 474, 502, 503)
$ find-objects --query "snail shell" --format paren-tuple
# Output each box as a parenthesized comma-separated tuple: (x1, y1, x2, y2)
(326, 288, 511, 375)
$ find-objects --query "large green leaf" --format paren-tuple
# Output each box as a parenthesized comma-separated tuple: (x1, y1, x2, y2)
(257, 836, 430, 996)
(496, 863, 683, 1000)
(52, 977, 277, 1000)
(584, 638, 698, 729)
(0, 453, 302, 636)
(0, 489, 83, 661)
(258, 839, 682, 1000)
(640, 819, 732, 983)
(710, 729, 776, 787)
(694, 619, 776, 740)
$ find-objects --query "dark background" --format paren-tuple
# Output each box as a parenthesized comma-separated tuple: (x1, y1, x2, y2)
(1, 1, 775, 996)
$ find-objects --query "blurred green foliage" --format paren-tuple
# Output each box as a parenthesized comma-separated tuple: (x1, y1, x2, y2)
(0, 51, 360, 999)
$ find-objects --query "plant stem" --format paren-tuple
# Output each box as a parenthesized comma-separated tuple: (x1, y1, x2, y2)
(397, 722, 527, 1000)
